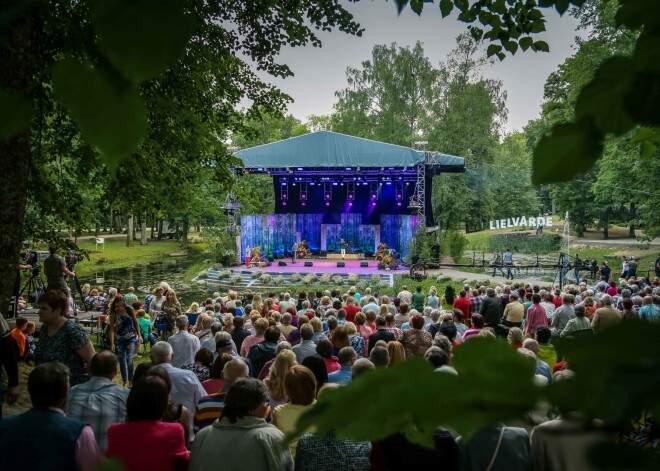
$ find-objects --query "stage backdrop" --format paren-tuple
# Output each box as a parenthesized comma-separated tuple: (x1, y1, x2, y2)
(241, 214, 416, 261)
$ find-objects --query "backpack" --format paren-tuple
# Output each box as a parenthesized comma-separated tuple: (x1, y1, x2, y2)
(144, 294, 155, 313)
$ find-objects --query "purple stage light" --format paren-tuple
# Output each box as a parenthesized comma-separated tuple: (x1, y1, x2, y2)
(325, 202, 330, 206)
(301, 193, 306, 199)
(371, 194, 376, 199)
(349, 201, 353, 206)
(348, 194, 353, 199)
(302, 201, 306, 206)
(397, 202, 402, 206)
(372, 202, 376, 206)
(282, 193, 287, 199)
(396, 193, 402, 199)
(283, 201, 287, 206)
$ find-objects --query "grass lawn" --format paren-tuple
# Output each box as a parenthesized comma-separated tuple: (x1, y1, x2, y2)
(67, 238, 207, 277)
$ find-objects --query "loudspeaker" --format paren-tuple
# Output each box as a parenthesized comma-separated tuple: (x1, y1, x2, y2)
(360, 262, 369, 268)
(318, 250, 327, 258)
(278, 261, 287, 267)
(337, 262, 345, 268)
(304, 261, 313, 267)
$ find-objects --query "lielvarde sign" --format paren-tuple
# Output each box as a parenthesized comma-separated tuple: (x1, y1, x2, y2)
(489, 216, 553, 230)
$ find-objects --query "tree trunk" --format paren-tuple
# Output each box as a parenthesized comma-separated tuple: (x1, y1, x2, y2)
(0, 9, 35, 318)
(131, 217, 137, 241)
(109, 208, 113, 234)
(629, 202, 636, 238)
(150, 214, 155, 239)
(95, 223, 100, 237)
(182, 217, 189, 248)
(140, 213, 147, 245)
(551, 199, 556, 215)
(126, 214, 134, 247)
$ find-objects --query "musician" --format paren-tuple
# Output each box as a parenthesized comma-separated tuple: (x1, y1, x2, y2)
(292, 241, 299, 263)
(339, 239, 347, 259)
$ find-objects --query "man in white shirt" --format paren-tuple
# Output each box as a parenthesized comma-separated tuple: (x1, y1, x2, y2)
(167, 315, 200, 368)
(361, 296, 380, 315)
(151, 341, 206, 443)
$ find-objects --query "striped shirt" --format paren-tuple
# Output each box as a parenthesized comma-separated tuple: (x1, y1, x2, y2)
(194, 389, 228, 432)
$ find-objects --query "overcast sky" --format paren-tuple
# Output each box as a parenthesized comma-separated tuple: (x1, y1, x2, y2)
(257, 1, 582, 135)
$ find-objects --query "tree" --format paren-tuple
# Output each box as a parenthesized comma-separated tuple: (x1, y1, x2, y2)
(333, 41, 440, 146)
(0, 0, 363, 317)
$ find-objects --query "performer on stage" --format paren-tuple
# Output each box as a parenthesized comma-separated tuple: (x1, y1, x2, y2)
(292, 241, 299, 263)
(339, 238, 347, 259)
(245, 245, 252, 268)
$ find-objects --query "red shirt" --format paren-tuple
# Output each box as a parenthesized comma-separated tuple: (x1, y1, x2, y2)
(10, 328, 26, 357)
(324, 357, 341, 373)
(106, 421, 188, 471)
(453, 297, 471, 320)
(552, 297, 563, 308)
(344, 305, 362, 323)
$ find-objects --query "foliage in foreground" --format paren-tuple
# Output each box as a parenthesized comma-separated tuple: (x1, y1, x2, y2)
(292, 322, 660, 468)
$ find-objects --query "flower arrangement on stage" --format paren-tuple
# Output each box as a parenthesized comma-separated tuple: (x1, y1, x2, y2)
(378, 249, 400, 271)
(297, 240, 311, 259)
(252, 246, 271, 267)
(375, 242, 389, 261)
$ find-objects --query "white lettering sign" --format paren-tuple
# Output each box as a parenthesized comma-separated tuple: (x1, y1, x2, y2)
(489, 216, 552, 230)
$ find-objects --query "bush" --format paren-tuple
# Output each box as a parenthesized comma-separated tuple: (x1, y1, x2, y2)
(347, 273, 359, 284)
(260, 273, 272, 284)
(273, 276, 284, 286)
(489, 233, 562, 254)
(320, 273, 332, 284)
(439, 230, 469, 263)
(436, 275, 452, 284)
(357, 280, 368, 292)
(289, 273, 302, 283)
(218, 269, 231, 279)
(378, 280, 389, 289)
(228, 274, 242, 285)
(303, 274, 318, 285)
(251, 270, 264, 280)
(370, 274, 381, 285)
(332, 275, 344, 286)
(196, 270, 209, 280)
(479, 279, 491, 286)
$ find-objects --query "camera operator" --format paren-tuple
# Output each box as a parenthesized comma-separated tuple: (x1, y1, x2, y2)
(44, 246, 75, 293)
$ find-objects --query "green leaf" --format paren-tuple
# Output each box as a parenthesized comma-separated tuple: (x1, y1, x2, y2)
(469, 26, 484, 42)
(629, 127, 657, 144)
(486, 44, 503, 58)
(410, 0, 424, 15)
(615, 0, 660, 30)
(0, 88, 32, 139)
(519, 36, 534, 51)
(395, 0, 410, 14)
(91, 0, 194, 83)
(575, 57, 636, 136)
(532, 40, 550, 52)
(454, 0, 469, 12)
(633, 31, 660, 73)
(532, 118, 603, 184)
(292, 339, 542, 446)
(51, 59, 148, 169)
(640, 140, 657, 159)
(624, 72, 660, 125)
(496, 52, 506, 61)
(440, 0, 454, 17)
(504, 40, 519, 54)
(531, 20, 546, 33)
(554, 0, 570, 15)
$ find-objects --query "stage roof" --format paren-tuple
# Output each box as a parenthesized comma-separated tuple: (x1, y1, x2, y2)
(235, 131, 464, 171)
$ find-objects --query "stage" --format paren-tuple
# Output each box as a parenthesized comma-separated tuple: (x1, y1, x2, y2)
(240, 258, 402, 275)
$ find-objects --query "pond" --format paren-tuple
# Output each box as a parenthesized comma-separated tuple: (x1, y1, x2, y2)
(76, 258, 211, 308)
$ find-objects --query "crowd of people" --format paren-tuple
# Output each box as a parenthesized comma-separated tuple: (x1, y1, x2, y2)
(1, 271, 659, 471)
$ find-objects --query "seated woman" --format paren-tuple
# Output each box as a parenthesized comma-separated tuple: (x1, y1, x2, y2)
(106, 376, 188, 471)
(189, 378, 293, 471)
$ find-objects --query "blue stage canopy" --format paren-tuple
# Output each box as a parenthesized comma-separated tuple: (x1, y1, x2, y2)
(235, 131, 464, 170)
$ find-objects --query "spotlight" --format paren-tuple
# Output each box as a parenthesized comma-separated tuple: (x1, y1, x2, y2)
(283, 201, 287, 206)
(325, 202, 330, 207)
(371, 202, 376, 206)
(348, 194, 353, 199)
(282, 193, 287, 199)
(302, 201, 306, 206)
(397, 202, 401, 207)
(349, 201, 353, 206)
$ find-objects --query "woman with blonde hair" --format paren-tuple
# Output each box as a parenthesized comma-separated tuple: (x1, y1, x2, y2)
(223, 314, 234, 333)
(265, 349, 297, 408)
(378, 304, 389, 318)
(426, 286, 440, 309)
(187, 302, 200, 314)
(273, 365, 317, 457)
(345, 322, 366, 358)
(252, 293, 267, 316)
(159, 289, 182, 338)
(387, 340, 406, 367)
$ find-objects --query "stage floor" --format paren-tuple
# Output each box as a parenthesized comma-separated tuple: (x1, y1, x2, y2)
(239, 259, 404, 276)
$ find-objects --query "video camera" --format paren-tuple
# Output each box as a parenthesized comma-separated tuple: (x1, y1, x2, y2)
(65, 249, 83, 270)
(23, 249, 49, 266)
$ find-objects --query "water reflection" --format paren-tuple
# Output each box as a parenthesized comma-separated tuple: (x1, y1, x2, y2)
(78, 258, 210, 307)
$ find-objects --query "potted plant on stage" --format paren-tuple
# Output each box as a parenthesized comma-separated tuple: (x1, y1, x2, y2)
(375, 242, 389, 261)
(297, 240, 311, 259)
(378, 249, 400, 271)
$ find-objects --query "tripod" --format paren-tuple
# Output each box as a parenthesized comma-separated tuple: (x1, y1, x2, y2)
(19, 266, 45, 306)
(66, 265, 88, 315)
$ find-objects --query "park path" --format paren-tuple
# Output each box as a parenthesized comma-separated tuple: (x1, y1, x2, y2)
(422, 267, 553, 286)
(572, 237, 660, 246)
